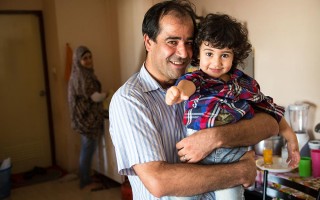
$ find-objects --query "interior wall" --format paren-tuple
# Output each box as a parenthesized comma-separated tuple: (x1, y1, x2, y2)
(0, 0, 124, 172)
(42, 0, 71, 170)
(2, 0, 319, 173)
(42, 0, 155, 172)
(115, 0, 154, 83)
(48, 0, 156, 171)
(192, 0, 320, 139)
(0, 0, 42, 10)
(44, 0, 124, 172)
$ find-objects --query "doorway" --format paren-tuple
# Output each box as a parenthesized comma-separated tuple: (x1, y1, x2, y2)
(0, 11, 55, 173)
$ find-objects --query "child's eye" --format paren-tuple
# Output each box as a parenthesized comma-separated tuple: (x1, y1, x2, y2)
(205, 52, 212, 57)
(222, 54, 229, 58)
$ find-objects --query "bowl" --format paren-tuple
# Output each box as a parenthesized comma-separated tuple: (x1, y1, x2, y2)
(254, 136, 284, 156)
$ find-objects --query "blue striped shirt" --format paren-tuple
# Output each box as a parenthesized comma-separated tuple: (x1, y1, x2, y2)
(109, 65, 189, 199)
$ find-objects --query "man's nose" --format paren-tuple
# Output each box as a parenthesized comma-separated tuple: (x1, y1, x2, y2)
(176, 44, 189, 58)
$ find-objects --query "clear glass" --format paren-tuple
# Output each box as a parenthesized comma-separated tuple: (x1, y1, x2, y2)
(263, 139, 273, 165)
(281, 146, 288, 166)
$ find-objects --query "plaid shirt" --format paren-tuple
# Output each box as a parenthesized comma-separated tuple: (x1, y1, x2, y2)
(177, 69, 284, 130)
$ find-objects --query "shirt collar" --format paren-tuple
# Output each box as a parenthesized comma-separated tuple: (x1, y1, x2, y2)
(139, 64, 166, 93)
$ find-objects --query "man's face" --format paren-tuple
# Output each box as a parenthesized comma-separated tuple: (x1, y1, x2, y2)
(144, 13, 194, 88)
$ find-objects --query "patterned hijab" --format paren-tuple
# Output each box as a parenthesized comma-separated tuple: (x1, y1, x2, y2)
(68, 46, 99, 115)
(68, 46, 104, 136)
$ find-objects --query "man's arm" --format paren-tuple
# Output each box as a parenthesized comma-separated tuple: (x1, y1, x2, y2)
(133, 151, 256, 198)
(176, 112, 279, 163)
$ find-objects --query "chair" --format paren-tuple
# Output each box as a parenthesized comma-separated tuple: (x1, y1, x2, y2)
(263, 170, 320, 200)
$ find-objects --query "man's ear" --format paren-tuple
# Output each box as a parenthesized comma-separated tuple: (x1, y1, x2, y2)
(143, 34, 153, 52)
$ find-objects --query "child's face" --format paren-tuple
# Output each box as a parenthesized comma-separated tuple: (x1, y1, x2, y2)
(199, 42, 234, 79)
(80, 52, 93, 69)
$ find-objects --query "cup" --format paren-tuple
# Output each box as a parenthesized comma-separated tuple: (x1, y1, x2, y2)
(311, 149, 320, 177)
(299, 157, 311, 177)
(263, 139, 273, 165)
(281, 146, 288, 166)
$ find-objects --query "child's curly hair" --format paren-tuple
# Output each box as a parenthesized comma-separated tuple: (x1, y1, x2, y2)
(192, 13, 252, 71)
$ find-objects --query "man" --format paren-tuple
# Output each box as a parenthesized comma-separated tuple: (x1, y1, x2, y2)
(109, 1, 279, 199)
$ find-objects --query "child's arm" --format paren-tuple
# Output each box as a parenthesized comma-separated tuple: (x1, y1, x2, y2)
(165, 80, 196, 105)
(279, 118, 300, 168)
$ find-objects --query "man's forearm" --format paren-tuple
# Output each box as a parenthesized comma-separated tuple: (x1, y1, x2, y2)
(133, 154, 256, 198)
(213, 112, 279, 148)
(176, 112, 279, 163)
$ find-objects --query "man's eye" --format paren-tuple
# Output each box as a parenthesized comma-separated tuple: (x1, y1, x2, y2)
(186, 41, 193, 46)
(168, 41, 178, 45)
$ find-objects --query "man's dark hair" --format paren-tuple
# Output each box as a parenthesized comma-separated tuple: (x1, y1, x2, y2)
(192, 13, 252, 70)
(142, 0, 198, 42)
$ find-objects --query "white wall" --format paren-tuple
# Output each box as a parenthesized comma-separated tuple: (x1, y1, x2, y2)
(192, 0, 320, 139)
(115, 0, 154, 83)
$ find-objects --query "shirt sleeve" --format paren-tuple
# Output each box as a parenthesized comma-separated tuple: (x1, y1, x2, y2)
(176, 71, 202, 87)
(109, 87, 166, 176)
(238, 74, 285, 122)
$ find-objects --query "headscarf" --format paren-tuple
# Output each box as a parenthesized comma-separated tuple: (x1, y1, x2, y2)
(68, 46, 104, 137)
(68, 46, 94, 108)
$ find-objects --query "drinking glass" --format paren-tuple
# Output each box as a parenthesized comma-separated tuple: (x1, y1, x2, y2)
(281, 146, 288, 166)
(311, 149, 320, 177)
(263, 139, 273, 165)
(299, 157, 312, 177)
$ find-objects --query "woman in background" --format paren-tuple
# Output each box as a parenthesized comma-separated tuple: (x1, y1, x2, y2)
(68, 46, 107, 190)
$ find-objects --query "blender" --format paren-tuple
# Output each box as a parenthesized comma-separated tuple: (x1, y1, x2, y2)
(288, 103, 310, 156)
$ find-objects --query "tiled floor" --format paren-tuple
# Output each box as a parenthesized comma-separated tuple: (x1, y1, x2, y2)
(5, 175, 122, 200)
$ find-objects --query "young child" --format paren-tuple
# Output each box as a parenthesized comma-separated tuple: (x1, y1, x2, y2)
(166, 13, 300, 200)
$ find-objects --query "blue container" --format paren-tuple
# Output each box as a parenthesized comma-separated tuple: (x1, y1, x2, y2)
(0, 165, 11, 199)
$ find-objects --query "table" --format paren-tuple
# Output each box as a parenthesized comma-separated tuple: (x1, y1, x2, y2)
(253, 168, 320, 199)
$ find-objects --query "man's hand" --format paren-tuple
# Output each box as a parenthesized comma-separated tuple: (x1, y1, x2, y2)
(176, 129, 218, 163)
(239, 150, 256, 187)
(177, 113, 279, 163)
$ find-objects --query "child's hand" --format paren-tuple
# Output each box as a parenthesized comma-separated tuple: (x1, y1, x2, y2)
(286, 140, 300, 168)
(165, 86, 189, 105)
(278, 118, 300, 168)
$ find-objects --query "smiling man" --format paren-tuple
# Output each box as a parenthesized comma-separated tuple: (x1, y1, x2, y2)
(109, 1, 279, 200)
